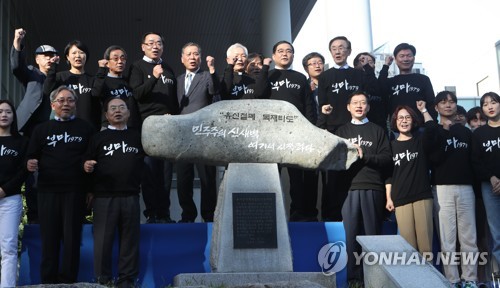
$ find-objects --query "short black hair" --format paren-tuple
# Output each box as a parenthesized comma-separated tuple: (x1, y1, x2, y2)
(103, 45, 127, 60)
(272, 40, 294, 54)
(353, 52, 375, 68)
(393, 43, 416, 57)
(103, 97, 128, 112)
(302, 52, 325, 70)
(64, 40, 90, 65)
(435, 91, 457, 105)
(456, 105, 466, 116)
(480, 92, 500, 107)
(347, 90, 369, 103)
(328, 36, 351, 50)
(141, 32, 165, 45)
(466, 106, 486, 124)
(0, 99, 20, 136)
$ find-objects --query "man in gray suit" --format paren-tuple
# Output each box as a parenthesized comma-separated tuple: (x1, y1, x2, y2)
(10, 28, 58, 224)
(176, 42, 219, 222)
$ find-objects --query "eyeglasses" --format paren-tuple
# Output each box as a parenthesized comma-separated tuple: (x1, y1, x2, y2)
(109, 56, 127, 62)
(143, 41, 163, 48)
(109, 105, 127, 112)
(307, 61, 324, 67)
(397, 115, 412, 121)
(52, 98, 76, 105)
(331, 46, 349, 53)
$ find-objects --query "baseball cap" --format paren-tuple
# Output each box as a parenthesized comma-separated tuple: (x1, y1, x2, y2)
(35, 45, 57, 55)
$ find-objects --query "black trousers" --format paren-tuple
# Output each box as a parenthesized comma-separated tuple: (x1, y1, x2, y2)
(38, 190, 84, 283)
(176, 162, 217, 222)
(25, 172, 39, 222)
(141, 156, 172, 219)
(93, 195, 140, 286)
(322, 170, 350, 221)
(341, 189, 385, 282)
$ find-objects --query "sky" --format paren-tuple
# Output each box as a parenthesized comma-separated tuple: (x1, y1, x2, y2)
(294, 0, 500, 96)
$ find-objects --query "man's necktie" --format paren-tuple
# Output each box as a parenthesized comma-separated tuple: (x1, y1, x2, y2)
(185, 73, 193, 94)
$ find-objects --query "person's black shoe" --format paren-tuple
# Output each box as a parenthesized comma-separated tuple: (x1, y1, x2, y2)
(145, 216, 157, 224)
(178, 219, 194, 223)
(156, 216, 176, 224)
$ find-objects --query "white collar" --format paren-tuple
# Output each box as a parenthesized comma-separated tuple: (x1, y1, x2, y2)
(107, 124, 128, 130)
(142, 55, 162, 64)
(185, 68, 200, 77)
(351, 118, 369, 125)
(332, 63, 350, 70)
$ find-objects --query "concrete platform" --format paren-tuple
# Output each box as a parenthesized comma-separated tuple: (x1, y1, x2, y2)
(173, 272, 336, 288)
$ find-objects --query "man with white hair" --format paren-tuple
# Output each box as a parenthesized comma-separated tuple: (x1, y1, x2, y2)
(220, 43, 270, 99)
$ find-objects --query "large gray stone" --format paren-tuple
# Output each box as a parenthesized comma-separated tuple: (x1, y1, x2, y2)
(142, 99, 358, 170)
(357, 235, 450, 288)
(211, 163, 292, 273)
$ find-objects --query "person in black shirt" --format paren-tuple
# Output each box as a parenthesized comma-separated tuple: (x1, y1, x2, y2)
(466, 106, 486, 131)
(93, 46, 140, 129)
(43, 40, 100, 130)
(336, 91, 392, 286)
(378, 43, 437, 125)
(128, 32, 178, 224)
(386, 102, 437, 255)
(471, 92, 500, 281)
(84, 98, 144, 287)
(0, 100, 29, 288)
(26, 86, 94, 283)
(353, 52, 389, 131)
(300, 51, 326, 222)
(432, 91, 479, 287)
(318, 36, 378, 221)
(269, 40, 316, 222)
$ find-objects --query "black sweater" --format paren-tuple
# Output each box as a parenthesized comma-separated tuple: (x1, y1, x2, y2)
(269, 69, 315, 123)
(317, 66, 377, 131)
(336, 121, 392, 191)
(43, 65, 101, 130)
(432, 124, 474, 185)
(471, 125, 500, 182)
(220, 64, 271, 100)
(26, 119, 94, 192)
(389, 121, 438, 207)
(93, 67, 141, 128)
(0, 136, 29, 197)
(84, 128, 144, 197)
(128, 59, 179, 120)
(378, 71, 437, 124)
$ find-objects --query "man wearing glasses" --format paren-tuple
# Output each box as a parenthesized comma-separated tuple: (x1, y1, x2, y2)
(128, 32, 179, 224)
(84, 98, 144, 287)
(317, 36, 378, 222)
(26, 86, 94, 283)
(93, 45, 141, 129)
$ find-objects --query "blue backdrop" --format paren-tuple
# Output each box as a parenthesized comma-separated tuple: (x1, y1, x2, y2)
(19, 222, 398, 287)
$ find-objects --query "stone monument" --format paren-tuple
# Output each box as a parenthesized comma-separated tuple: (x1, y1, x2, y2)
(142, 99, 358, 287)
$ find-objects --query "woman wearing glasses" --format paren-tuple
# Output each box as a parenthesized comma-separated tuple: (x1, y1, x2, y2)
(0, 100, 29, 288)
(43, 40, 100, 131)
(385, 101, 439, 255)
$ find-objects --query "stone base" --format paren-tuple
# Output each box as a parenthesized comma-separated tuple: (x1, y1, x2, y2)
(173, 272, 336, 288)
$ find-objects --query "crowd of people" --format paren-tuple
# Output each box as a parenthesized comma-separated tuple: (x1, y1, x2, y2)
(0, 28, 499, 288)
